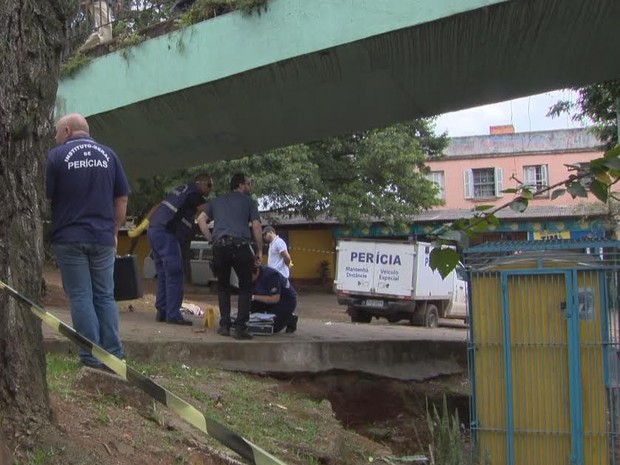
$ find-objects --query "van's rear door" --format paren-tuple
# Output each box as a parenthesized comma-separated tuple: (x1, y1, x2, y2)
(335, 240, 416, 298)
(371, 242, 415, 297)
(335, 240, 376, 294)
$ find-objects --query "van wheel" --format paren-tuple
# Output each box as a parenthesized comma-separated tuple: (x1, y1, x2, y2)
(423, 304, 439, 328)
(411, 304, 439, 328)
(348, 307, 372, 323)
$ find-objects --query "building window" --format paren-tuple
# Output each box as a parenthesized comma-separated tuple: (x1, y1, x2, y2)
(464, 168, 503, 199)
(523, 164, 549, 196)
(426, 171, 445, 199)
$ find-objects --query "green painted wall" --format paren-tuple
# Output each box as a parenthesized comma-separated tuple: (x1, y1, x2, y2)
(54, 0, 620, 180)
(57, 0, 508, 117)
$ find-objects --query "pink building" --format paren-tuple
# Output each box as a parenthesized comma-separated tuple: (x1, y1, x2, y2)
(420, 126, 609, 240)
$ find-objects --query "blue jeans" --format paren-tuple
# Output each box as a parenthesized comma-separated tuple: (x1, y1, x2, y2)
(147, 227, 185, 322)
(52, 242, 124, 366)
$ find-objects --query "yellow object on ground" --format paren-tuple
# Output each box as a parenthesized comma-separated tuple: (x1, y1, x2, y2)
(203, 306, 218, 329)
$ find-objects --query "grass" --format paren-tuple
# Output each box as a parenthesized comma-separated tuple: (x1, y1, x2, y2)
(426, 396, 489, 465)
(45, 353, 386, 464)
(45, 355, 81, 401)
(13, 447, 64, 465)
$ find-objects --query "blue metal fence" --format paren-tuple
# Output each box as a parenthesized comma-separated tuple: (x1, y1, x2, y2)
(464, 239, 620, 465)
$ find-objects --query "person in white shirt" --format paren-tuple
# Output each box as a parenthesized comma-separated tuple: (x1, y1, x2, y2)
(263, 226, 292, 278)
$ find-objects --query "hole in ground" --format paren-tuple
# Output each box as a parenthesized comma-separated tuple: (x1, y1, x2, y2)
(273, 371, 471, 455)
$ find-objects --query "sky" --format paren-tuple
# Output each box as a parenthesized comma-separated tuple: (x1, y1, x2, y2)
(434, 89, 584, 138)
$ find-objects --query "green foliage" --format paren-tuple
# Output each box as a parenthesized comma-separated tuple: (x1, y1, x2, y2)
(548, 80, 620, 149)
(177, 0, 268, 28)
(114, 31, 146, 57)
(318, 260, 330, 284)
(426, 396, 465, 465)
(236, 0, 269, 15)
(59, 53, 92, 78)
(429, 247, 460, 279)
(304, 120, 448, 227)
(130, 118, 449, 226)
(176, 0, 230, 27)
(13, 447, 63, 465)
(128, 171, 190, 217)
(62, 0, 270, 74)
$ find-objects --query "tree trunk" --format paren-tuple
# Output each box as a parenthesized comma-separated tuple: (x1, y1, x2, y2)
(0, 0, 68, 452)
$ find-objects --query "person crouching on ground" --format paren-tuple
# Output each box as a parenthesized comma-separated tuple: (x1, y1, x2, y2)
(251, 265, 298, 333)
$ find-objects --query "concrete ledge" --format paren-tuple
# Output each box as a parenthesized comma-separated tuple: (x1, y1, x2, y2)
(45, 338, 467, 381)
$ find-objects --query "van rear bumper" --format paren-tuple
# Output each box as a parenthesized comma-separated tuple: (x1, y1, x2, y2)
(337, 295, 416, 314)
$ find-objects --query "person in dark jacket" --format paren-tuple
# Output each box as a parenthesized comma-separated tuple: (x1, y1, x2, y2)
(146, 173, 212, 325)
(250, 265, 298, 333)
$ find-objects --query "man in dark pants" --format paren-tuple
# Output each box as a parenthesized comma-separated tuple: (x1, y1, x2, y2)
(198, 173, 263, 340)
(146, 173, 213, 325)
(251, 265, 298, 333)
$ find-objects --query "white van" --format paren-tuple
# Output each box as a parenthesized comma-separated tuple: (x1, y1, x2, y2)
(143, 241, 239, 288)
(334, 239, 468, 327)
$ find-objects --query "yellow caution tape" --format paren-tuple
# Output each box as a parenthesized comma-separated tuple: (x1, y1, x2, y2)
(0, 279, 287, 465)
(288, 247, 334, 255)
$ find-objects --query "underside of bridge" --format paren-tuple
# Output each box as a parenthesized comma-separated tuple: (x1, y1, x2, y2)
(56, 0, 620, 179)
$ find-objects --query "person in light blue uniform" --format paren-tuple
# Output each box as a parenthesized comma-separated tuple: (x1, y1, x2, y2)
(46, 113, 129, 370)
(146, 174, 213, 325)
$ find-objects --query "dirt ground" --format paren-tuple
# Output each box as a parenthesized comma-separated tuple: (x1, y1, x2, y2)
(1, 270, 468, 465)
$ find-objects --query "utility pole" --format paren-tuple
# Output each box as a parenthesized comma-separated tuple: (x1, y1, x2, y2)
(610, 98, 620, 240)
(616, 97, 620, 143)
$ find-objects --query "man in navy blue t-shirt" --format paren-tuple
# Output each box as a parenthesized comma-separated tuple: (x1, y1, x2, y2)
(250, 266, 298, 333)
(46, 113, 129, 370)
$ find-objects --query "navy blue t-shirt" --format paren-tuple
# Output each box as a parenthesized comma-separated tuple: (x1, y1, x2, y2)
(46, 136, 130, 246)
(253, 266, 297, 305)
(206, 191, 260, 241)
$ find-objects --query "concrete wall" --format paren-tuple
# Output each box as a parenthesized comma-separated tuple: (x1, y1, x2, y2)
(444, 128, 601, 157)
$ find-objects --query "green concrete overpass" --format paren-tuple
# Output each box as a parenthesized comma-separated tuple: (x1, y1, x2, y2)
(56, 0, 620, 179)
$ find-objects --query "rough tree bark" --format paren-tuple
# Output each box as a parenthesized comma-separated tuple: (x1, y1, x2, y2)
(0, 0, 69, 457)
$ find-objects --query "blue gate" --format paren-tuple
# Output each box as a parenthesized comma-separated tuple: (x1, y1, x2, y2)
(464, 239, 620, 465)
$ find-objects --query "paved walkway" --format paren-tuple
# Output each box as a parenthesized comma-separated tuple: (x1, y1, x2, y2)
(42, 274, 468, 381)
